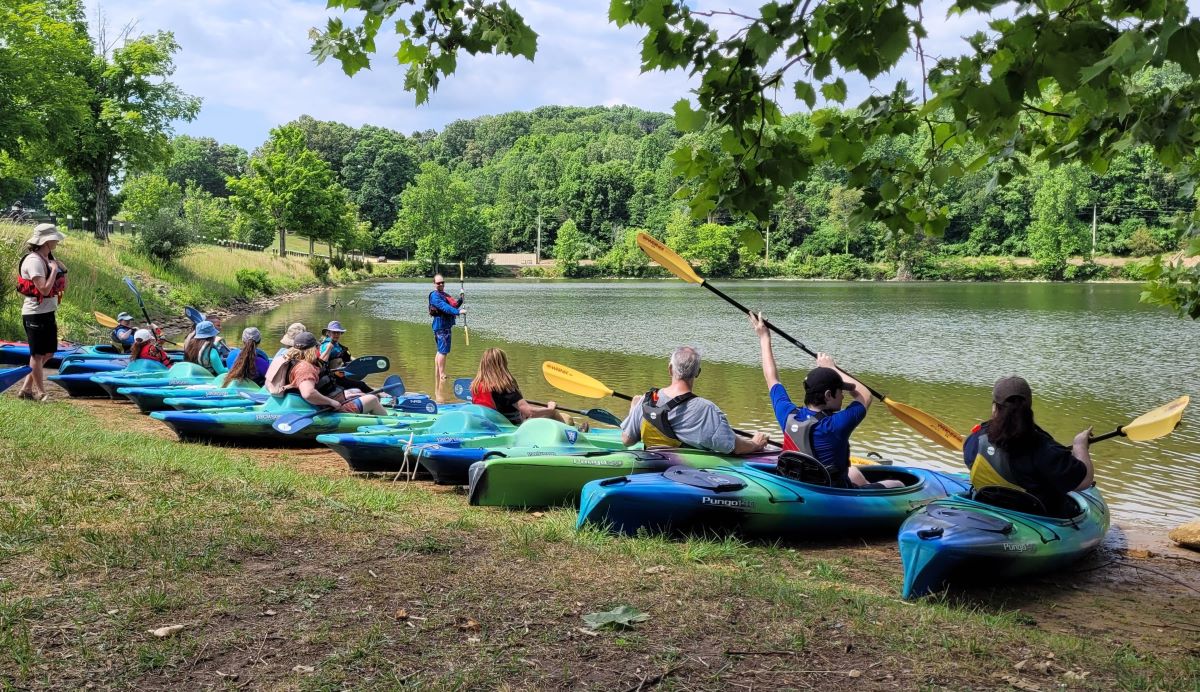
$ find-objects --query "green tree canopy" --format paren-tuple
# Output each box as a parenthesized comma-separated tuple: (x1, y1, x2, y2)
(381, 161, 491, 269)
(161, 135, 247, 197)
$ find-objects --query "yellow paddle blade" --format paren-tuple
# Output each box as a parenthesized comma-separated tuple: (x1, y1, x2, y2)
(94, 311, 119, 328)
(1122, 395, 1190, 442)
(459, 261, 464, 280)
(542, 361, 614, 400)
(883, 397, 964, 452)
(636, 232, 703, 284)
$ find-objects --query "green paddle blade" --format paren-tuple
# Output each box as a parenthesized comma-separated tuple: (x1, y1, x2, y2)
(1122, 395, 1189, 441)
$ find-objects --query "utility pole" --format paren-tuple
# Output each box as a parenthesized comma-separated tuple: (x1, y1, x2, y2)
(765, 222, 771, 262)
(535, 213, 542, 264)
(1091, 204, 1097, 257)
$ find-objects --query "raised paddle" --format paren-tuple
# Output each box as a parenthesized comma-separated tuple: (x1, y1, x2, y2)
(1089, 396, 1189, 443)
(635, 232, 964, 452)
(273, 377, 409, 434)
(0, 366, 32, 393)
(94, 311, 119, 328)
(459, 260, 470, 346)
(184, 306, 204, 324)
(453, 376, 623, 426)
(121, 278, 180, 345)
(542, 361, 776, 444)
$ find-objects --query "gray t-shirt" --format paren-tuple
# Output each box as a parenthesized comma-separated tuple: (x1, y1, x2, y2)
(20, 253, 58, 315)
(620, 393, 737, 454)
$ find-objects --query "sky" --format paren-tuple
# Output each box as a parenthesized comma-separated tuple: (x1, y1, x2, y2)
(78, 1, 1191, 152)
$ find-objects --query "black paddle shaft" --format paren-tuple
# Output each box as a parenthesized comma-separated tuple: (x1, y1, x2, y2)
(1089, 428, 1123, 443)
(700, 281, 887, 401)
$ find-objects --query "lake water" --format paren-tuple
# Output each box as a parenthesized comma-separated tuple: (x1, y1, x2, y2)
(223, 280, 1200, 528)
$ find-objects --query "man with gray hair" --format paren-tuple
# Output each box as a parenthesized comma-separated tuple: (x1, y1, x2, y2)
(620, 346, 769, 454)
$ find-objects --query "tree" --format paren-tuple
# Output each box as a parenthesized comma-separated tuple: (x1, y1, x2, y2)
(162, 136, 247, 197)
(314, 0, 1200, 315)
(287, 115, 357, 179)
(553, 219, 587, 277)
(0, 0, 91, 203)
(340, 126, 417, 231)
(227, 125, 348, 255)
(380, 162, 490, 269)
(1027, 165, 1091, 279)
(60, 31, 200, 237)
(120, 174, 183, 225)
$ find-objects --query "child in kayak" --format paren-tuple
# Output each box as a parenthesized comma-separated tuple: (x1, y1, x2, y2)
(223, 327, 271, 387)
(470, 347, 585, 429)
(111, 313, 135, 353)
(130, 329, 172, 367)
(185, 321, 228, 376)
(963, 376, 1094, 516)
(279, 331, 386, 415)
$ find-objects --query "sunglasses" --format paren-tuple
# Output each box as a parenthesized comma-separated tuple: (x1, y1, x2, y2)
(435, 281, 444, 285)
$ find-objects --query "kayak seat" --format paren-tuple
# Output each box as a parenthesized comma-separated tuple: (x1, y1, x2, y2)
(776, 451, 832, 487)
(972, 486, 1048, 516)
(664, 466, 747, 492)
(858, 467, 921, 488)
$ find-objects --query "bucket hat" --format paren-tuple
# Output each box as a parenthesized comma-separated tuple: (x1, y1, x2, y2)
(280, 322, 307, 347)
(242, 327, 262, 343)
(27, 223, 65, 246)
(194, 320, 219, 339)
(323, 320, 346, 334)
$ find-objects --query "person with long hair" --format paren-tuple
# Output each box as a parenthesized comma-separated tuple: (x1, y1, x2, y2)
(184, 320, 228, 376)
(277, 331, 386, 414)
(963, 376, 1094, 516)
(222, 327, 271, 387)
(129, 329, 172, 367)
(16, 223, 67, 401)
(470, 347, 583, 428)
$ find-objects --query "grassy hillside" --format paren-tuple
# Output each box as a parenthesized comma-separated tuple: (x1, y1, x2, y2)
(0, 223, 414, 343)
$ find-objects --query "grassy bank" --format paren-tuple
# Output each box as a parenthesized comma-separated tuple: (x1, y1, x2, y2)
(0, 223, 419, 342)
(1, 396, 1196, 689)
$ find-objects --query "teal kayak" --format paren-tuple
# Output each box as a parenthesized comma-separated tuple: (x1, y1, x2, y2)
(150, 393, 451, 445)
(577, 462, 970, 538)
(94, 362, 215, 399)
(120, 377, 261, 413)
(49, 358, 168, 397)
(897, 485, 1110, 599)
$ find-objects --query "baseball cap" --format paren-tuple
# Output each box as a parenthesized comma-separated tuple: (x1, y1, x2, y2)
(133, 329, 153, 342)
(993, 376, 1032, 404)
(804, 367, 853, 397)
(292, 331, 318, 349)
(242, 327, 262, 343)
(117, 312, 134, 322)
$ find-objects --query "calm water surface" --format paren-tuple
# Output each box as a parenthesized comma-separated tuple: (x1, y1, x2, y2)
(224, 280, 1200, 527)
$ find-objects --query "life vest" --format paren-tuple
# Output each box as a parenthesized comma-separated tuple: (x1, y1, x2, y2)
(782, 409, 850, 487)
(196, 341, 218, 375)
(322, 339, 351, 369)
(639, 388, 696, 448)
(427, 290, 459, 317)
(968, 431, 1032, 494)
(16, 253, 67, 304)
(133, 341, 171, 367)
(272, 359, 344, 399)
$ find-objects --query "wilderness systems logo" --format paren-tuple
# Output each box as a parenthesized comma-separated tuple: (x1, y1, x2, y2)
(701, 496, 752, 509)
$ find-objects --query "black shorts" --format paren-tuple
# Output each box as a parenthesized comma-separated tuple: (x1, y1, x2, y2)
(22, 311, 58, 356)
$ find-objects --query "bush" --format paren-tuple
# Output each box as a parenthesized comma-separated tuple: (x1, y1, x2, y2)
(235, 268, 275, 296)
(134, 208, 193, 264)
(518, 265, 562, 278)
(308, 256, 331, 283)
(0, 237, 21, 333)
(1125, 227, 1163, 257)
(329, 254, 347, 270)
(1121, 259, 1152, 280)
(784, 253, 868, 280)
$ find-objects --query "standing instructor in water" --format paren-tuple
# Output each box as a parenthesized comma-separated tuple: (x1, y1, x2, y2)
(428, 273, 466, 384)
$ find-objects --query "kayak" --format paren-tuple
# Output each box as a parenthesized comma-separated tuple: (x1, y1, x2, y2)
(119, 377, 261, 413)
(897, 485, 1110, 599)
(316, 405, 516, 476)
(167, 390, 444, 413)
(1, 342, 129, 368)
(49, 358, 168, 397)
(467, 447, 776, 509)
(93, 362, 216, 399)
(150, 393, 447, 445)
(57, 349, 183, 369)
(577, 462, 971, 538)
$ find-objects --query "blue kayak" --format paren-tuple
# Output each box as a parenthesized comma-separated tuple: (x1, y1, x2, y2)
(577, 462, 971, 538)
(93, 362, 215, 399)
(2, 342, 132, 368)
(898, 485, 1109, 599)
(49, 358, 168, 397)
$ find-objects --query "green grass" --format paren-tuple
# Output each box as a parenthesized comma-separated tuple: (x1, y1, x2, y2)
(0, 396, 1197, 688)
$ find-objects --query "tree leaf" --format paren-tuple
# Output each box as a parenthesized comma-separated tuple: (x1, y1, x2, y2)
(582, 605, 650, 630)
(672, 99, 706, 132)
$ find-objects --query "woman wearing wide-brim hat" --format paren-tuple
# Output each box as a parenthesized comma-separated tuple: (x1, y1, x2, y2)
(319, 320, 373, 393)
(16, 223, 67, 401)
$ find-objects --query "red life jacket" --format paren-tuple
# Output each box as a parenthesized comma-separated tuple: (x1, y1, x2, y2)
(427, 290, 459, 317)
(133, 340, 172, 367)
(16, 253, 67, 304)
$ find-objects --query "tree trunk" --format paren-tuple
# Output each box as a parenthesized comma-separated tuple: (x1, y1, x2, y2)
(278, 227, 287, 255)
(309, 237, 315, 256)
(92, 170, 110, 241)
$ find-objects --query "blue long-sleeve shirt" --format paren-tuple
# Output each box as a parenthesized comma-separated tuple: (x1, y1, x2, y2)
(429, 290, 460, 331)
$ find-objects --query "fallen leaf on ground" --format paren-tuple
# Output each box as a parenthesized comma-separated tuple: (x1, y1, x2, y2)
(395, 609, 408, 620)
(643, 565, 667, 574)
(292, 665, 314, 674)
(1063, 670, 1091, 682)
(263, 610, 276, 617)
(848, 669, 862, 678)
(148, 625, 185, 638)
(460, 618, 481, 631)
(582, 605, 650, 630)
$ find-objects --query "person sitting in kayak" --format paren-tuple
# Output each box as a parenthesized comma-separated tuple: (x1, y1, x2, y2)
(223, 327, 271, 387)
(963, 376, 1094, 516)
(185, 320, 228, 376)
(750, 312, 903, 489)
(279, 331, 386, 415)
(470, 347, 587, 429)
(275, 322, 307, 359)
(184, 316, 229, 359)
(111, 312, 135, 353)
(129, 329, 172, 367)
(620, 346, 768, 454)
(319, 320, 372, 393)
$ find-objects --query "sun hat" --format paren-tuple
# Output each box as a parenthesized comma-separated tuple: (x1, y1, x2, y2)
(292, 331, 318, 350)
(993, 376, 1033, 404)
(27, 223, 65, 246)
(280, 322, 307, 346)
(133, 329, 153, 342)
(323, 320, 346, 334)
(117, 312, 134, 322)
(194, 320, 219, 339)
(803, 367, 854, 397)
(242, 327, 262, 343)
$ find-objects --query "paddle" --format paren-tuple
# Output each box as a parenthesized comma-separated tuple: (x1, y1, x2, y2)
(542, 361, 775, 443)
(120, 277, 179, 346)
(636, 232, 964, 452)
(184, 306, 204, 324)
(273, 376, 409, 434)
(459, 260, 470, 346)
(94, 311, 119, 329)
(1089, 396, 1189, 443)
(338, 355, 390, 379)
(0, 366, 32, 393)
(453, 376, 622, 426)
